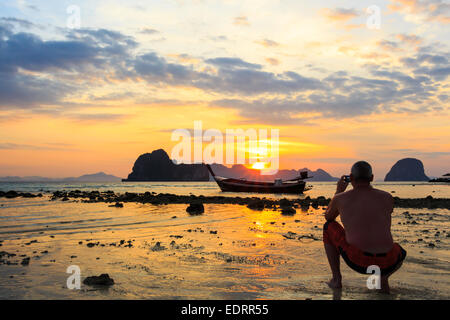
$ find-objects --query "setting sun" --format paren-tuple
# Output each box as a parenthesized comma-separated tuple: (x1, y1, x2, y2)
(251, 162, 267, 170)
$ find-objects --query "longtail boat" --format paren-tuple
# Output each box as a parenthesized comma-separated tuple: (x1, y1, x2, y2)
(206, 164, 311, 194)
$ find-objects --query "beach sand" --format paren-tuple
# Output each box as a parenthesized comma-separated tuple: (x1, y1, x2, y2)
(0, 196, 449, 300)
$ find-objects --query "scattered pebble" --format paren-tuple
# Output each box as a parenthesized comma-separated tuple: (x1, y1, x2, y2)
(21, 257, 30, 266)
(83, 274, 114, 286)
(186, 203, 204, 215)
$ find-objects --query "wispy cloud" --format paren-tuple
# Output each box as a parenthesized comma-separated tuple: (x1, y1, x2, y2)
(396, 33, 422, 46)
(391, 149, 450, 158)
(255, 39, 280, 48)
(0, 142, 76, 151)
(0, 17, 36, 29)
(320, 7, 364, 30)
(388, 0, 450, 23)
(233, 16, 250, 26)
(139, 28, 160, 35)
(321, 7, 360, 21)
(265, 58, 280, 66)
(67, 113, 130, 122)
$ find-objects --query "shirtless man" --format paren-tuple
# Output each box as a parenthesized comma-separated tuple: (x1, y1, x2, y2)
(323, 161, 406, 293)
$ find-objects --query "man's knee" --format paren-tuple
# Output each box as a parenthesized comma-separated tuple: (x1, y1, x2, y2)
(323, 221, 334, 244)
(323, 221, 344, 245)
(323, 220, 339, 231)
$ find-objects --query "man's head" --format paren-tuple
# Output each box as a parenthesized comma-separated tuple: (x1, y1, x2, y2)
(350, 161, 373, 184)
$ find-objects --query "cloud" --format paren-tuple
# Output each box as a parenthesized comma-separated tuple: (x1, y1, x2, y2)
(205, 57, 262, 69)
(134, 54, 322, 95)
(208, 57, 447, 124)
(400, 51, 450, 81)
(0, 23, 446, 125)
(4, 23, 321, 109)
(0, 17, 36, 29)
(391, 149, 450, 158)
(0, 26, 137, 76)
(134, 52, 200, 85)
(321, 8, 360, 21)
(66, 28, 138, 57)
(396, 33, 422, 46)
(168, 53, 200, 64)
(0, 142, 72, 151)
(0, 32, 100, 73)
(209, 35, 228, 41)
(320, 7, 364, 30)
(88, 92, 134, 102)
(0, 24, 137, 108)
(200, 68, 322, 95)
(233, 16, 250, 26)
(67, 113, 129, 122)
(265, 58, 280, 66)
(388, 0, 450, 23)
(255, 39, 280, 48)
(0, 73, 72, 108)
(401, 53, 448, 67)
(211, 90, 385, 124)
(16, 0, 39, 12)
(139, 28, 160, 35)
(377, 40, 402, 51)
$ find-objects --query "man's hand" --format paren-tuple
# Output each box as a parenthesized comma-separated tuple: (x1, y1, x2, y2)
(336, 176, 349, 194)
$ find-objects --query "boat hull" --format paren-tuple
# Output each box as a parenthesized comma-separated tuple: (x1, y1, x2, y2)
(215, 179, 306, 194)
(205, 164, 308, 194)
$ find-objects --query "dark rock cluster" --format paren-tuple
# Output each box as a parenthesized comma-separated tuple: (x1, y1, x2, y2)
(393, 196, 450, 209)
(45, 190, 450, 210)
(0, 191, 43, 198)
(83, 239, 135, 248)
(3, 188, 448, 210)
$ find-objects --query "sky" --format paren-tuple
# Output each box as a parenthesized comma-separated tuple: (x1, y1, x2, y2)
(0, 0, 449, 179)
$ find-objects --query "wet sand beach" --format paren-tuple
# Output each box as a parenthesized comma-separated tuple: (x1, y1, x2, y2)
(0, 187, 449, 300)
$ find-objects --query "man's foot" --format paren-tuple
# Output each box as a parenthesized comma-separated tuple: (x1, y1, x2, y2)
(326, 277, 342, 289)
(379, 287, 390, 294)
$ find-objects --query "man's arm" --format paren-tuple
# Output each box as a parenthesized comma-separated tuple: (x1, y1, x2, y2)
(324, 176, 349, 222)
(324, 196, 340, 222)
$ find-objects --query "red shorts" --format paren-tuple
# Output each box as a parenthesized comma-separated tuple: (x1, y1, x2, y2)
(323, 221, 406, 276)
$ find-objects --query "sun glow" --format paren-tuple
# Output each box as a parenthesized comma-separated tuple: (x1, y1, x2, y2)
(251, 162, 267, 170)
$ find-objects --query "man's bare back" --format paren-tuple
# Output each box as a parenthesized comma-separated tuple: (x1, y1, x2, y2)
(333, 186, 394, 253)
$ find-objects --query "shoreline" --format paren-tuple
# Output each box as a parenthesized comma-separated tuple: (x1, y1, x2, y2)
(1, 190, 450, 209)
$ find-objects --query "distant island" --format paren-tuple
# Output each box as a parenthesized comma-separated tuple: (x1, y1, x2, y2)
(3, 153, 441, 183)
(123, 149, 339, 182)
(0, 172, 122, 183)
(207, 163, 338, 182)
(429, 173, 450, 183)
(384, 158, 429, 181)
(123, 149, 209, 181)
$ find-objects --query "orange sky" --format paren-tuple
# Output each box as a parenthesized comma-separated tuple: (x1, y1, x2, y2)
(0, 1, 449, 179)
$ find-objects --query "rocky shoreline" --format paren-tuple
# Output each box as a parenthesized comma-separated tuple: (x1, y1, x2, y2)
(1, 190, 449, 209)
